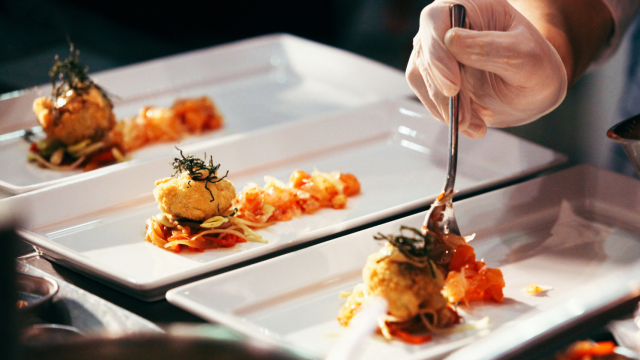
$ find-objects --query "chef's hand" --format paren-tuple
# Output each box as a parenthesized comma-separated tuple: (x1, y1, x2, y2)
(406, 0, 568, 138)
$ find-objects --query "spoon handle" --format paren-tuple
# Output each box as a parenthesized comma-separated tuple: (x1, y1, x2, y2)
(443, 4, 466, 195)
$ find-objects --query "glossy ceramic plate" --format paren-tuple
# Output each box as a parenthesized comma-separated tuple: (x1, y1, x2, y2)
(0, 33, 412, 194)
(8, 99, 565, 301)
(167, 165, 640, 359)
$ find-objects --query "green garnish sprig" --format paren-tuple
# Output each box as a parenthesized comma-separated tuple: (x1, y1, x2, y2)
(374, 226, 437, 276)
(49, 42, 113, 115)
(172, 147, 229, 202)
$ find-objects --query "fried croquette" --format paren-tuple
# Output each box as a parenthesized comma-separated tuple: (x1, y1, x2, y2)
(363, 244, 450, 323)
(33, 87, 116, 146)
(153, 170, 236, 221)
(338, 243, 456, 328)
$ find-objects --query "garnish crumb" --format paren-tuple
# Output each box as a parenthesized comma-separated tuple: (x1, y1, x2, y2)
(524, 284, 552, 295)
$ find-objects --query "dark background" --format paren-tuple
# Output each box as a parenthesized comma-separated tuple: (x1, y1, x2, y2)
(2, 0, 634, 174)
(0, 0, 432, 94)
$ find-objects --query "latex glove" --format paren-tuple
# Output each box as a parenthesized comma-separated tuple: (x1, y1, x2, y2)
(406, 0, 568, 138)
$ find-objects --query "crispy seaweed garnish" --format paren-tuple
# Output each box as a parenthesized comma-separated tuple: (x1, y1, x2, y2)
(374, 226, 437, 277)
(172, 147, 229, 202)
(49, 42, 113, 116)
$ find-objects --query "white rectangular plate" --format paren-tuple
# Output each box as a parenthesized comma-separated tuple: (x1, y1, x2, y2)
(0, 33, 413, 194)
(7, 99, 565, 301)
(166, 165, 640, 360)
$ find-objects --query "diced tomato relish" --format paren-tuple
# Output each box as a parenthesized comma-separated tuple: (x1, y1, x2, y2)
(339, 173, 361, 196)
(83, 147, 120, 171)
(558, 341, 616, 360)
(90, 149, 116, 163)
(443, 244, 505, 304)
(392, 330, 432, 345)
(235, 170, 360, 225)
(203, 234, 237, 247)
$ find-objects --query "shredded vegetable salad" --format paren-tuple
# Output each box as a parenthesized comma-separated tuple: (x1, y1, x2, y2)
(145, 212, 267, 252)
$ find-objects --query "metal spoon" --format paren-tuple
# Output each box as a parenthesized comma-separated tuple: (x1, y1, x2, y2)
(422, 4, 466, 238)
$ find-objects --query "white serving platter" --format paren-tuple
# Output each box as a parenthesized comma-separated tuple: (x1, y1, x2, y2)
(166, 165, 640, 360)
(7, 98, 565, 301)
(0, 33, 413, 195)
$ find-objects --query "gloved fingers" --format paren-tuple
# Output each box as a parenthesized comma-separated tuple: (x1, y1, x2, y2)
(411, 0, 567, 132)
(427, 76, 450, 124)
(463, 98, 488, 138)
(415, 2, 462, 97)
(444, 26, 543, 85)
(409, 45, 479, 135)
(456, 82, 474, 135)
(410, 46, 452, 124)
(414, 38, 454, 123)
(461, 117, 487, 139)
(406, 49, 446, 123)
(445, 25, 567, 126)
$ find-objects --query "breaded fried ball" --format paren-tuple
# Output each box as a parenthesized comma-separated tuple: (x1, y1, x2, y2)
(153, 170, 236, 221)
(363, 243, 449, 322)
(33, 87, 116, 145)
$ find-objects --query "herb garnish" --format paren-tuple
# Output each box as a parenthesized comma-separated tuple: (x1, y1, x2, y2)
(49, 42, 113, 116)
(172, 147, 229, 202)
(374, 226, 437, 276)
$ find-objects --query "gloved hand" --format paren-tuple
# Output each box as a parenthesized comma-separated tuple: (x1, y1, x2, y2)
(406, 0, 568, 138)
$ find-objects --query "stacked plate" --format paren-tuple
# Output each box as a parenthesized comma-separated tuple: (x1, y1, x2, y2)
(3, 34, 638, 359)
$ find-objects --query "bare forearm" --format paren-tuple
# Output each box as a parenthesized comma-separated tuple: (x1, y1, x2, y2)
(509, 0, 613, 85)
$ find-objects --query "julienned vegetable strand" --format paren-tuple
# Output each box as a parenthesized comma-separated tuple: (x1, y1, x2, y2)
(374, 225, 437, 277)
